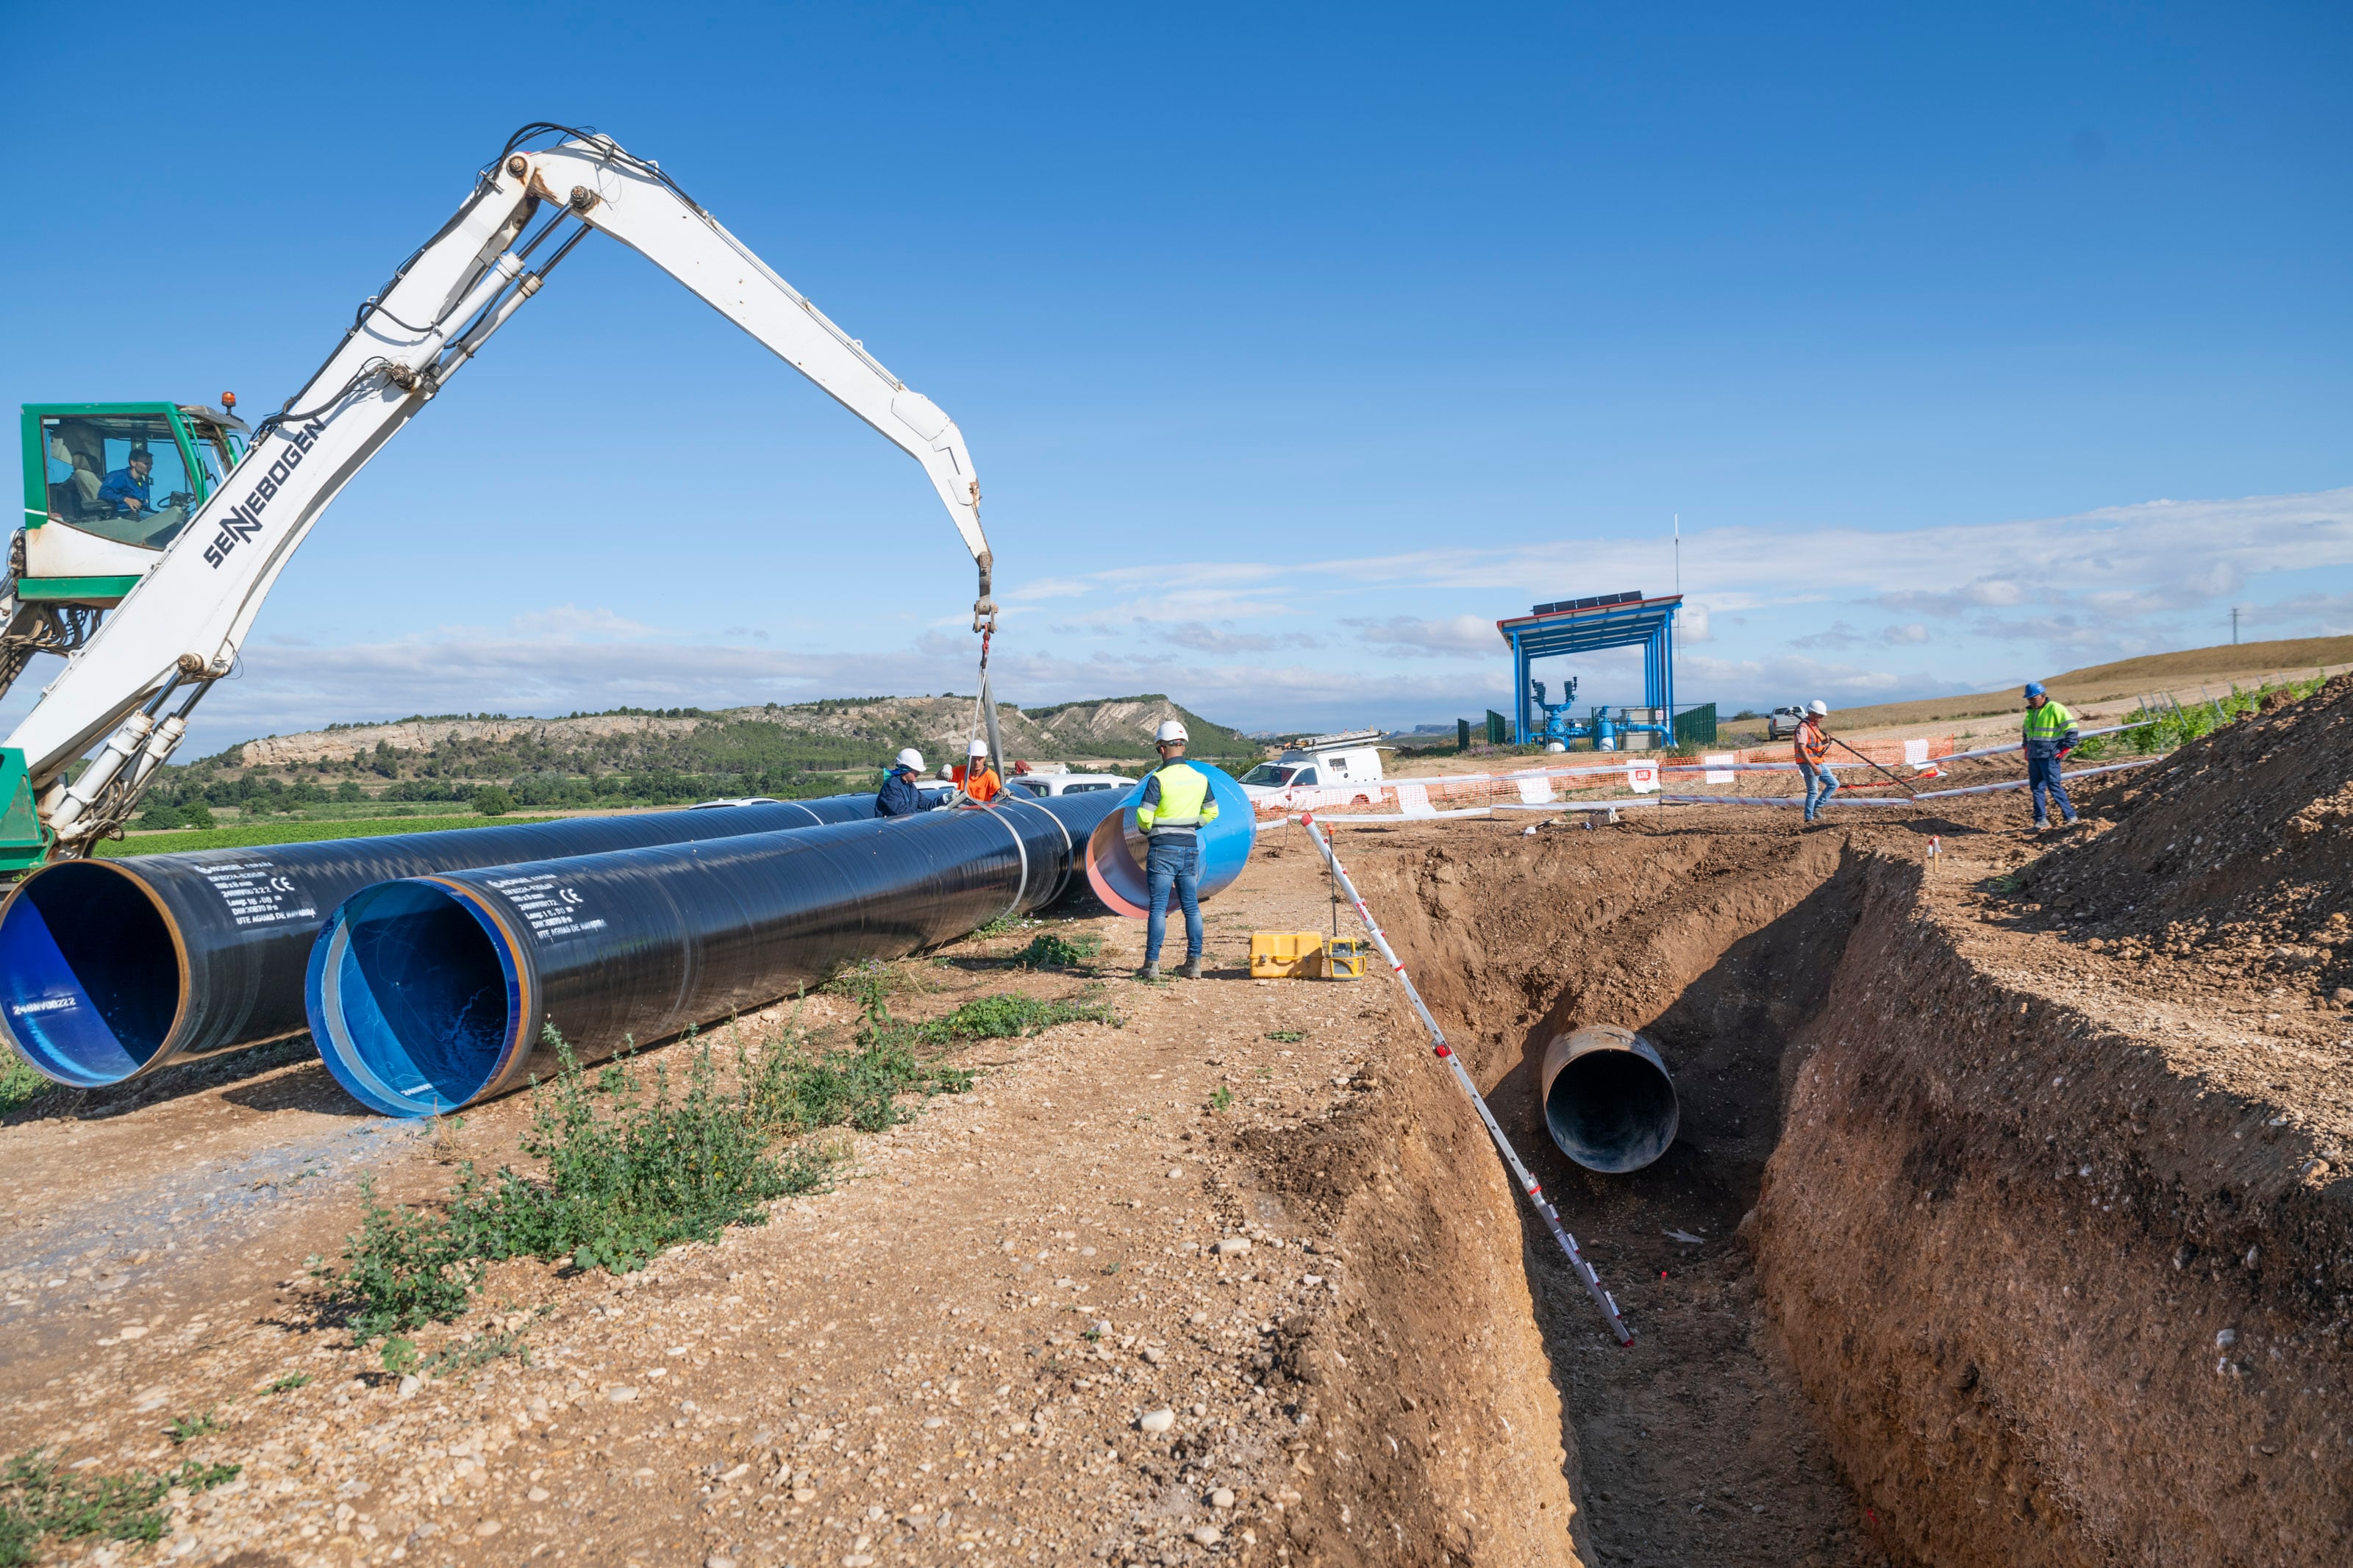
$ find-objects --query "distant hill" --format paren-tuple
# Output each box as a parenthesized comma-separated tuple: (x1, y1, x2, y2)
(165, 694, 1259, 813)
(1797, 635, 2353, 733)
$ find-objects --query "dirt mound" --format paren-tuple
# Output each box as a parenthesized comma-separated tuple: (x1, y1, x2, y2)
(2023, 674, 2353, 995)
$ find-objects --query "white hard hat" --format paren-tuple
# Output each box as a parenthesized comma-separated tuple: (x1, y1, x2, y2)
(895, 748, 924, 772)
(1154, 720, 1189, 743)
(968, 736, 990, 755)
(1806, 699, 1829, 717)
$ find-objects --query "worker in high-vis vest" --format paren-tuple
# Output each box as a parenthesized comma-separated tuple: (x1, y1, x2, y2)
(2020, 682, 2081, 829)
(952, 736, 1002, 803)
(1793, 700, 1838, 823)
(1134, 719, 1221, 981)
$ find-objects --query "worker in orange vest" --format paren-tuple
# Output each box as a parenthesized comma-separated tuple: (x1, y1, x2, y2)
(1793, 700, 1838, 823)
(952, 737, 1003, 803)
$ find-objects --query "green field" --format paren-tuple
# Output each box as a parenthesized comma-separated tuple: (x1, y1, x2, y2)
(100, 815, 564, 858)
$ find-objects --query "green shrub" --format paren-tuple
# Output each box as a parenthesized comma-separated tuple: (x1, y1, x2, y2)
(135, 801, 183, 831)
(163, 1411, 218, 1445)
(1010, 932, 1103, 968)
(749, 1028, 973, 1134)
(465, 1036, 807, 1274)
(310, 984, 1088, 1332)
(921, 992, 1117, 1042)
(310, 1174, 486, 1339)
(472, 785, 515, 817)
(0, 1450, 239, 1564)
(0, 1058, 50, 1118)
(2093, 675, 2330, 759)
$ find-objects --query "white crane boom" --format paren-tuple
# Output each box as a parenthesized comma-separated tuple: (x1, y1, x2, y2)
(7, 128, 993, 853)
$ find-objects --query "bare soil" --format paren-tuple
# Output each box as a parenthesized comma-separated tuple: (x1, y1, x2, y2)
(9, 692, 2353, 1568)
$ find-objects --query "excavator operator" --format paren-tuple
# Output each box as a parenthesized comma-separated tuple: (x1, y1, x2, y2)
(98, 446, 155, 517)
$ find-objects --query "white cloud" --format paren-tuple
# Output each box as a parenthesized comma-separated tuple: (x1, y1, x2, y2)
(506, 604, 662, 640)
(1346, 614, 1498, 658)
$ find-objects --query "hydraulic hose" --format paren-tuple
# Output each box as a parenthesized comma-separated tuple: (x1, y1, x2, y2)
(308, 792, 1138, 1116)
(0, 795, 887, 1089)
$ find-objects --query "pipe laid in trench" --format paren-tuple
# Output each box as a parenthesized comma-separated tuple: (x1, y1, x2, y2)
(309, 791, 1162, 1116)
(0, 795, 888, 1089)
(1539, 1024, 1679, 1173)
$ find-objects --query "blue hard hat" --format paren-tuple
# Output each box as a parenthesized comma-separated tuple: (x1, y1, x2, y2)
(2023, 681, 2046, 699)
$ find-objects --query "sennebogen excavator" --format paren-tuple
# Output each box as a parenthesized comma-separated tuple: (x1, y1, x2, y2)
(4, 123, 996, 870)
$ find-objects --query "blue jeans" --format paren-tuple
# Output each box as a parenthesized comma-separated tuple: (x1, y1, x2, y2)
(2027, 753, 2076, 825)
(1144, 835, 1202, 966)
(1801, 762, 1839, 822)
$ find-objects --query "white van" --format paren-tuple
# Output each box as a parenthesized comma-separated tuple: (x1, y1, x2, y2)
(1007, 772, 1134, 799)
(1238, 729, 1388, 806)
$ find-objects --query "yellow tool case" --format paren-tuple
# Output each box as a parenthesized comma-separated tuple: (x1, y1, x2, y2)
(1249, 931, 1327, 978)
(1249, 932, 1366, 979)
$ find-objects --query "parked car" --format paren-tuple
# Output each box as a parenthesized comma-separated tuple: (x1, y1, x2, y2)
(1007, 771, 1135, 799)
(1764, 705, 1807, 742)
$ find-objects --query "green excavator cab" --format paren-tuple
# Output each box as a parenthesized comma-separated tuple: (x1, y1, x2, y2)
(19, 400, 248, 607)
(0, 399, 248, 872)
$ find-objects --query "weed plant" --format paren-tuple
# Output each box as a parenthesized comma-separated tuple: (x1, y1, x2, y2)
(0, 1059, 49, 1118)
(0, 1450, 239, 1564)
(315, 982, 1118, 1338)
(1010, 931, 1103, 969)
(322, 1177, 485, 1339)
(921, 993, 1116, 1042)
(2074, 674, 2330, 760)
(163, 1411, 220, 1445)
(462, 1038, 813, 1273)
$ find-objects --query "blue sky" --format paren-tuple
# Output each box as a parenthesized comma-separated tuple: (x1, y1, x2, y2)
(3, 1, 2346, 750)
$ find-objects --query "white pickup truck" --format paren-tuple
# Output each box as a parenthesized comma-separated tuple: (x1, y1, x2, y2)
(1237, 729, 1390, 807)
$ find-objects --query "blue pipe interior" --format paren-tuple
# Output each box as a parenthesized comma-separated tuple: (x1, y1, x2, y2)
(310, 880, 521, 1116)
(0, 863, 178, 1086)
(1085, 769, 1256, 917)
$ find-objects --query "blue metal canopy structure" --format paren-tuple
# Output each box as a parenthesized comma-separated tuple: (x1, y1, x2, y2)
(1496, 592, 1683, 741)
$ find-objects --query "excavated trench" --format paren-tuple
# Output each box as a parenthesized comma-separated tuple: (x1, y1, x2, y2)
(1276, 811, 2353, 1567)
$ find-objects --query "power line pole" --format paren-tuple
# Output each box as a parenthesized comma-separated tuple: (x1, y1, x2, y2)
(1673, 513, 1681, 597)
(2232, 606, 2242, 645)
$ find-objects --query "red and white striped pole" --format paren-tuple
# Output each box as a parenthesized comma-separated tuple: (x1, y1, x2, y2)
(1300, 814, 1635, 1346)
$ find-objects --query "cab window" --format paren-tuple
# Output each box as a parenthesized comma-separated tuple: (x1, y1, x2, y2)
(1240, 763, 1300, 787)
(40, 413, 197, 549)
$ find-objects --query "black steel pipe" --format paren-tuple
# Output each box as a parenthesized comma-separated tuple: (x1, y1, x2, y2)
(307, 792, 1128, 1115)
(1538, 1024, 1679, 1173)
(0, 795, 886, 1088)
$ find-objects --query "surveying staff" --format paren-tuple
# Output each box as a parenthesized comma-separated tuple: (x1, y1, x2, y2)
(953, 737, 1003, 803)
(1793, 700, 1838, 823)
(876, 748, 927, 817)
(1135, 720, 1221, 981)
(2021, 682, 2080, 829)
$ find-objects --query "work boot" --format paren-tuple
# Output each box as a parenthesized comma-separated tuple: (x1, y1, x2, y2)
(1182, 954, 1204, 981)
(1138, 961, 1161, 982)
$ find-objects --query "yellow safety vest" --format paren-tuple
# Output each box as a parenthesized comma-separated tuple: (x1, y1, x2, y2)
(1135, 762, 1221, 834)
(2022, 699, 2076, 742)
